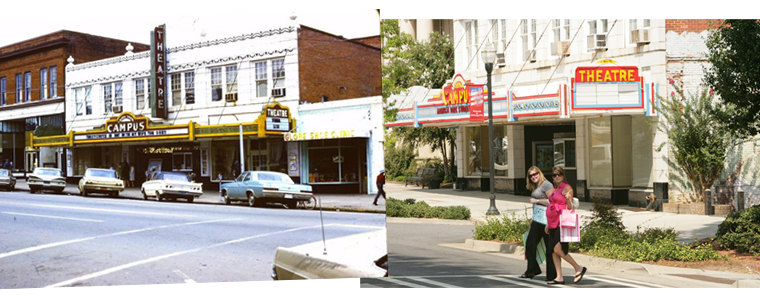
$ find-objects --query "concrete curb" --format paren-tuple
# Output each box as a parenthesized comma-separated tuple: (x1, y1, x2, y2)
(386, 217, 478, 226)
(732, 280, 760, 288)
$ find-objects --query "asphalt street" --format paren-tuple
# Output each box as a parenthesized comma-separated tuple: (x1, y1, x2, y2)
(0, 189, 385, 288)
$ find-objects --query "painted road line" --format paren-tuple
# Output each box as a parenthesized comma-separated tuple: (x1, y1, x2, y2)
(584, 275, 666, 288)
(173, 270, 197, 284)
(375, 277, 431, 288)
(0, 218, 242, 260)
(0, 201, 195, 218)
(3, 212, 103, 223)
(45, 224, 327, 288)
(481, 275, 567, 288)
(406, 277, 462, 288)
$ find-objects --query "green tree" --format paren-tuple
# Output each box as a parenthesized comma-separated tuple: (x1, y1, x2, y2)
(704, 19, 760, 138)
(656, 81, 737, 203)
(382, 19, 457, 174)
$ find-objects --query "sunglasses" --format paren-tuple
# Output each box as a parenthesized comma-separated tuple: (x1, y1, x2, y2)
(552, 173, 563, 177)
(529, 172, 539, 177)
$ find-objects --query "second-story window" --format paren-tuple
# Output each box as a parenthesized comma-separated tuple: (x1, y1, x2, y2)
(185, 71, 195, 105)
(50, 66, 57, 98)
(15, 74, 22, 102)
(553, 19, 561, 42)
(171, 73, 182, 106)
(210, 67, 222, 101)
(521, 19, 529, 60)
(135, 78, 151, 110)
(255, 61, 267, 98)
(40, 68, 48, 99)
(101, 82, 122, 114)
(170, 71, 195, 106)
(24, 72, 32, 102)
(272, 59, 285, 93)
(226, 65, 238, 96)
(564, 20, 570, 40)
(103, 84, 112, 114)
(75, 86, 92, 116)
(0, 77, 5, 106)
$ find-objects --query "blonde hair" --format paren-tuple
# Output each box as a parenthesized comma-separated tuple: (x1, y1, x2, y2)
(525, 166, 547, 191)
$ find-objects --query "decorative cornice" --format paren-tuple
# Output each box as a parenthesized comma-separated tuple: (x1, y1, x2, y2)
(66, 49, 294, 87)
(67, 27, 296, 72)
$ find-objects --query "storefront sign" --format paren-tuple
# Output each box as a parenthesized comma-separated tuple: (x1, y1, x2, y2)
(265, 104, 290, 132)
(575, 66, 639, 83)
(469, 86, 485, 121)
(284, 129, 370, 141)
(73, 112, 190, 143)
(151, 24, 168, 119)
(106, 113, 148, 133)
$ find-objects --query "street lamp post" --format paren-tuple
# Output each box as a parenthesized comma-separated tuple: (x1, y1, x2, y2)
(481, 42, 500, 216)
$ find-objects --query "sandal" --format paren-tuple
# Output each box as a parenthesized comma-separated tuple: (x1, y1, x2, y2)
(519, 273, 539, 279)
(574, 267, 587, 283)
(547, 279, 565, 285)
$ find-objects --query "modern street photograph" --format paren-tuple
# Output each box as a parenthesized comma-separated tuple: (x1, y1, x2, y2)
(370, 17, 760, 289)
(0, 5, 386, 293)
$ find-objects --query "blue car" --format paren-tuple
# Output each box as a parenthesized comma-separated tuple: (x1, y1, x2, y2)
(221, 171, 314, 209)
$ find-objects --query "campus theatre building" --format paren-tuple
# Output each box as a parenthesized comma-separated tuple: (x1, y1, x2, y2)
(32, 23, 383, 193)
(387, 19, 675, 206)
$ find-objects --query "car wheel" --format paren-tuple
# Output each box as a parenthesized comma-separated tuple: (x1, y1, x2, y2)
(222, 190, 231, 205)
(247, 192, 257, 207)
(187, 197, 194, 203)
(82, 189, 88, 197)
(156, 192, 163, 202)
(29, 188, 36, 194)
(142, 189, 148, 200)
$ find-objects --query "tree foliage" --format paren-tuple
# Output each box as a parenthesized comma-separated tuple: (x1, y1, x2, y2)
(381, 19, 457, 174)
(703, 19, 760, 138)
(656, 81, 736, 202)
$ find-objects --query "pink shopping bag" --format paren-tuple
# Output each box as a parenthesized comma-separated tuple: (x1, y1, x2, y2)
(560, 213, 580, 243)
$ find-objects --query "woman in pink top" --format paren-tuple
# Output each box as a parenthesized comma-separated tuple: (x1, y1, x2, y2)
(544, 166, 586, 284)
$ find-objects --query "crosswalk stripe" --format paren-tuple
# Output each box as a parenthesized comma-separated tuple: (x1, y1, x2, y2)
(480, 275, 567, 288)
(586, 275, 667, 288)
(406, 277, 462, 288)
(583, 275, 657, 288)
(378, 277, 431, 288)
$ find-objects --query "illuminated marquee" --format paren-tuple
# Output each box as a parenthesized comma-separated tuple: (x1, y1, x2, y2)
(575, 66, 639, 83)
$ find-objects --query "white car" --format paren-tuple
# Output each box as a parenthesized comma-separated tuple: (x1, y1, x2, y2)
(27, 168, 66, 194)
(141, 171, 202, 202)
(79, 168, 124, 197)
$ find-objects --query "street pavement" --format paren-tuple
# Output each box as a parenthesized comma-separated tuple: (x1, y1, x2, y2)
(381, 182, 760, 288)
(8, 180, 385, 214)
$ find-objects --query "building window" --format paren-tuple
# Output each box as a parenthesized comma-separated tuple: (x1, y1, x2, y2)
(255, 61, 267, 97)
(643, 19, 650, 28)
(15, 74, 22, 102)
(226, 65, 238, 96)
(210, 67, 222, 101)
(75, 86, 92, 116)
(553, 139, 576, 169)
(135, 78, 150, 110)
(306, 139, 361, 183)
(500, 20, 507, 51)
(494, 126, 508, 177)
(211, 140, 239, 180)
(40, 68, 48, 99)
(103, 84, 113, 114)
(272, 59, 285, 91)
(24, 72, 31, 102)
(564, 19, 571, 40)
(466, 126, 482, 177)
(630, 19, 637, 31)
(171, 73, 181, 107)
(474, 20, 480, 67)
(491, 19, 499, 45)
(466, 21, 474, 69)
(172, 152, 193, 172)
(210, 65, 238, 102)
(521, 19, 529, 61)
(553, 19, 561, 42)
(0, 77, 5, 106)
(50, 66, 57, 98)
(184, 71, 194, 105)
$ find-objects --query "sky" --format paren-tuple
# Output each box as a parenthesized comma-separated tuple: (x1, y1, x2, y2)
(0, 2, 379, 48)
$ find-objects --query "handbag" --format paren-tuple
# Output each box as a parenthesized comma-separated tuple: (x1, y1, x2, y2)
(560, 209, 578, 228)
(522, 231, 547, 265)
(560, 213, 581, 242)
(532, 204, 547, 225)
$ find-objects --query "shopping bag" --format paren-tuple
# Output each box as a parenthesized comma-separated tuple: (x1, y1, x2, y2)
(522, 231, 547, 264)
(560, 213, 580, 243)
(532, 204, 547, 225)
(560, 209, 577, 228)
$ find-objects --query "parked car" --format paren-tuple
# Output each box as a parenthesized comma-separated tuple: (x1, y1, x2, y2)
(141, 171, 202, 202)
(79, 168, 124, 197)
(220, 171, 314, 208)
(27, 167, 66, 194)
(0, 169, 16, 191)
(271, 229, 388, 280)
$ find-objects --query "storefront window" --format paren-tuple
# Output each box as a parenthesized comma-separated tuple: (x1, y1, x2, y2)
(589, 117, 612, 187)
(465, 126, 482, 176)
(248, 138, 288, 172)
(553, 139, 576, 169)
(212, 140, 239, 180)
(632, 116, 654, 188)
(172, 152, 193, 171)
(307, 139, 363, 183)
(494, 125, 508, 177)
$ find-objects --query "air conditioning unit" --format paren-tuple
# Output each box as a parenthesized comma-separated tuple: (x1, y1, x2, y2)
(524, 50, 536, 63)
(631, 29, 650, 44)
(272, 88, 286, 98)
(113, 105, 123, 113)
(224, 93, 238, 102)
(551, 41, 571, 56)
(495, 52, 506, 67)
(587, 34, 607, 51)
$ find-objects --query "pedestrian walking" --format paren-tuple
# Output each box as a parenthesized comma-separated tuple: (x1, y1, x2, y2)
(545, 166, 586, 284)
(129, 164, 135, 187)
(520, 166, 556, 282)
(121, 162, 130, 187)
(373, 169, 386, 205)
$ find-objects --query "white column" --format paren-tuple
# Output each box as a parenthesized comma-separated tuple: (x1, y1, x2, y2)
(575, 118, 587, 181)
(456, 126, 465, 178)
(507, 124, 525, 178)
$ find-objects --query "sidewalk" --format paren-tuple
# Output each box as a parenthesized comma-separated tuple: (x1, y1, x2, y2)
(11, 180, 386, 214)
(386, 182, 760, 286)
(385, 182, 723, 243)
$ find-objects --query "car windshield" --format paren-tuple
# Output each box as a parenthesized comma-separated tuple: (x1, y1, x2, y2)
(160, 173, 189, 182)
(0, 170, 7, 176)
(257, 173, 294, 184)
(87, 169, 116, 178)
(35, 169, 61, 177)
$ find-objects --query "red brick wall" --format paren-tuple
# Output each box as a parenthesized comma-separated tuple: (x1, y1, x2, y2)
(297, 26, 381, 103)
(0, 31, 149, 105)
(665, 19, 724, 34)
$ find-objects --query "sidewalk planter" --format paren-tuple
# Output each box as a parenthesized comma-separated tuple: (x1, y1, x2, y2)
(663, 203, 730, 215)
(429, 179, 442, 189)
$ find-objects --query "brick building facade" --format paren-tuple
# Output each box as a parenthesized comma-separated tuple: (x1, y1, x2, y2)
(0, 30, 148, 174)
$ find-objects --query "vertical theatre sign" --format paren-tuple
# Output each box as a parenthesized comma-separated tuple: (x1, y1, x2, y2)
(151, 24, 168, 119)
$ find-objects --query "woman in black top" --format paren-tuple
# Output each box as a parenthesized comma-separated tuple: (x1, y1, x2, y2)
(520, 166, 556, 282)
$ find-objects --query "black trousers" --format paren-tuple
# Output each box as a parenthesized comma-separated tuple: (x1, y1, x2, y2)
(374, 183, 385, 203)
(524, 220, 555, 280)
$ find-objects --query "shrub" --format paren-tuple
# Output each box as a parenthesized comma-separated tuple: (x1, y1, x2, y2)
(635, 227, 680, 244)
(716, 205, 760, 256)
(386, 198, 410, 218)
(384, 145, 417, 179)
(443, 173, 457, 183)
(443, 206, 471, 220)
(425, 206, 447, 219)
(404, 198, 416, 205)
(408, 201, 431, 218)
(394, 175, 405, 182)
(385, 198, 470, 220)
(473, 213, 530, 243)
(583, 199, 626, 232)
